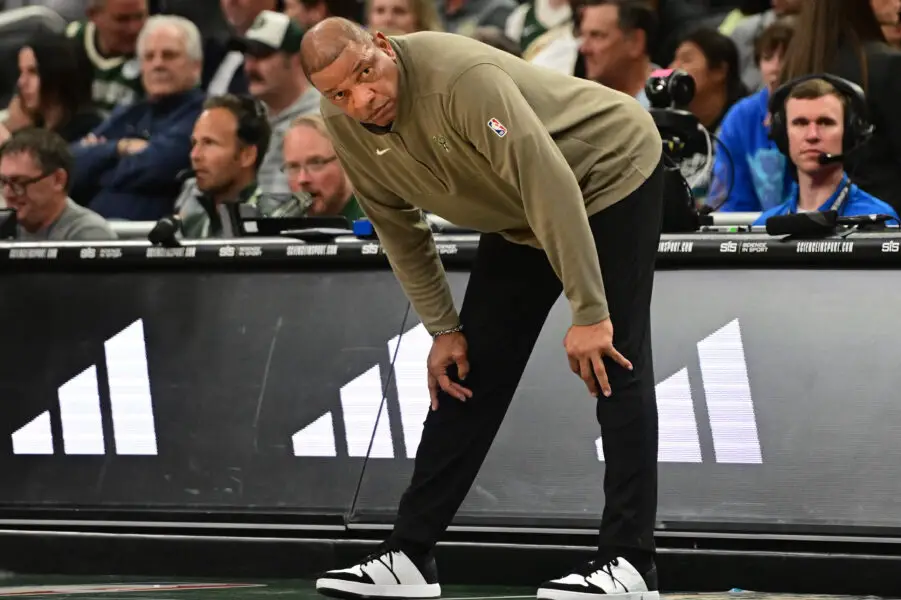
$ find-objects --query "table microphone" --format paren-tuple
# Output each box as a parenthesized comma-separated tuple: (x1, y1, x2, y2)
(765, 210, 838, 236)
(148, 214, 183, 247)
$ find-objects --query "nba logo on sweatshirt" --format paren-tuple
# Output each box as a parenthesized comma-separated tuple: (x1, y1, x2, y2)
(487, 118, 507, 137)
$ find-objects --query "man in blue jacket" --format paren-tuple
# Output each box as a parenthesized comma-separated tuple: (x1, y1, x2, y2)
(70, 15, 205, 221)
(754, 76, 898, 226)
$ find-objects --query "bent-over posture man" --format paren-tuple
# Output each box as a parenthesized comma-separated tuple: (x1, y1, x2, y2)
(303, 18, 665, 600)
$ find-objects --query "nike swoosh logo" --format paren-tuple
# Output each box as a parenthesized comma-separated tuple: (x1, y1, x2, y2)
(376, 148, 390, 156)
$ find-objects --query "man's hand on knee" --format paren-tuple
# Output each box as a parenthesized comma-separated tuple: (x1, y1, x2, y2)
(564, 319, 633, 398)
(427, 332, 472, 410)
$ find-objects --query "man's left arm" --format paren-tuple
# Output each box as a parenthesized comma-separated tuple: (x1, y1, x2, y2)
(447, 63, 610, 326)
(105, 127, 195, 192)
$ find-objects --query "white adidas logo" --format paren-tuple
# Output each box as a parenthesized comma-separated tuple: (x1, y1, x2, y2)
(292, 319, 763, 464)
(11, 320, 158, 456)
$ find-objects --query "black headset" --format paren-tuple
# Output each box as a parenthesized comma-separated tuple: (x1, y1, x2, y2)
(234, 95, 270, 146)
(768, 73, 874, 157)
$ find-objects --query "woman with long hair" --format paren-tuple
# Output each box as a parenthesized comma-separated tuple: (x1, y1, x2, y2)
(0, 31, 102, 144)
(777, 0, 901, 211)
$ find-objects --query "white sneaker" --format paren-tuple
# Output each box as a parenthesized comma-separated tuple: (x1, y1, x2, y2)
(537, 557, 659, 600)
(316, 547, 441, 599)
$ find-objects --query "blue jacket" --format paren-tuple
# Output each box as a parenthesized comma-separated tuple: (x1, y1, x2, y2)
(753, 173, 900, 225)
(70, 89, 205, 221)
(711, 87, 792, 212)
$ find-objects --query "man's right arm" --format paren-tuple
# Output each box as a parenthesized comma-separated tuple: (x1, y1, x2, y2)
(336, 148, 460, 335)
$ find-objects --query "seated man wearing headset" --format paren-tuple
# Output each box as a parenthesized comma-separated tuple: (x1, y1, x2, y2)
(754, 75, 899, 226)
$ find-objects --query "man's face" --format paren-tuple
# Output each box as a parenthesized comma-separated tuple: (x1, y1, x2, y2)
(310, 36, 400, 126)
(786, 94, 845, 175)
(191, 108, 256, 195)
(283, 125, 349, 215)
(369, 0, 418, 34)
(758, 46, 785, 92)
(220, 0, 273, 33)
(90, 0, 147, 56)
(871, 0, 901, 25)
(244, 51, 295, 100)
(0, 151, 66, 232)
(578, 4, 630, 85)
(140, 25, 201, 99)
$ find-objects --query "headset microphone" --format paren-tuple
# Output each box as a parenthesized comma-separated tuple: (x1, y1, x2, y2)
(818, 152, 845, 165)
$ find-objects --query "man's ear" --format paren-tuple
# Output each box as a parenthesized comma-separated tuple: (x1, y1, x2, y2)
(373, 31, 396, 59)
(51, 168, 68, 193)
(240, 145, 259, 170)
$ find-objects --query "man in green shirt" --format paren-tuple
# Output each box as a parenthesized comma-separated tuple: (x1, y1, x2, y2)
(176, 94, 274, 238)
(302, 19, 665, 600)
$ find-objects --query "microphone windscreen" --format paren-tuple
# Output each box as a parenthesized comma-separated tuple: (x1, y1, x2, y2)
(765, 210, 838, 236)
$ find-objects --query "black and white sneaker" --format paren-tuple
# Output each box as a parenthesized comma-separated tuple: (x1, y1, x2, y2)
(537, 557, 659, 600)
(316, 546, 441, 599)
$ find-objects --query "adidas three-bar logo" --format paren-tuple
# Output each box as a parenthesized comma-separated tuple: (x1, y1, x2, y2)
(11, 319, 158, 456)
(292, 319, 763, 465)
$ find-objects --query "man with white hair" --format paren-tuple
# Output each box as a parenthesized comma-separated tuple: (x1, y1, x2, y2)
(69, 14, 206, 221)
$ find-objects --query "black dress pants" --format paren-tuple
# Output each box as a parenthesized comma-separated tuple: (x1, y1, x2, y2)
(388, 159, 664, 562)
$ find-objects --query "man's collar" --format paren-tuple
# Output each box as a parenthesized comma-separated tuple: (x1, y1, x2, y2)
(790, 172, 851, 213)
(149, 88, 201, 112)
(198, 180, 260, 213)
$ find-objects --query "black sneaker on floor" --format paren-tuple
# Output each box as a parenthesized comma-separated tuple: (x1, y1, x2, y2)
(537, 557, 659, 600)
(315, 547, 441, 599)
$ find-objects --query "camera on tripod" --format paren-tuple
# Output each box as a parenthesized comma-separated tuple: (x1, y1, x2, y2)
(645, 68, 705, 162)
(645, 69, 710, 232)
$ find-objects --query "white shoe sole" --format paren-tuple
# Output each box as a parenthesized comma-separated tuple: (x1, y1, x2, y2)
(537, 590, 660, 600)
(316, 578, 441, 599)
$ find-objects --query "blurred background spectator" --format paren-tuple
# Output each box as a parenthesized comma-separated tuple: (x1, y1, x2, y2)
(229, 9, 319, 195)
(0, 127, 115, 240)
(69, 14, 204, 220)
(65, 0, 148, 113)
(728, 0, 800, 92)
(281, 114, 364, 222)
(177, 94, 273, 237)
(0, 30, 103, 144)
(710, 16, 795, 211)
(366, 0, 442, 33)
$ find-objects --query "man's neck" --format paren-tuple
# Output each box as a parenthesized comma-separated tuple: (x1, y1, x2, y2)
(27, 197, 68, 233)
(609, 58, 652, 99)
(797, 166, 845, 212)
(263, 81, 307, 117)
(211, 173, 256, 206)
(690, 88, 727, 130)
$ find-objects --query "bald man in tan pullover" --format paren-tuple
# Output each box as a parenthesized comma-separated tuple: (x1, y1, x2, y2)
(303, 18, 665, 600)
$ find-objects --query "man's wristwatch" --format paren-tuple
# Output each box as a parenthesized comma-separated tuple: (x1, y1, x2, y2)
(431, 325, 463, 338)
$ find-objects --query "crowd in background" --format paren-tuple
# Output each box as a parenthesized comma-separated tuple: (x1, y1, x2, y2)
(0, 0, 899, 241)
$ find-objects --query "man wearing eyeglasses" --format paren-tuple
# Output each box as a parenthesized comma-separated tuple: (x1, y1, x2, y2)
(0, 128, 115, 242)
(282, 114, 365, 220)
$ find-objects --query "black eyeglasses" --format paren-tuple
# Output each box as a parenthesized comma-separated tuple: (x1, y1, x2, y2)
(0, 170, 54, 196)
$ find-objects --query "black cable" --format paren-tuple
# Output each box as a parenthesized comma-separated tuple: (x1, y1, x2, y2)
(702, 132, 736, 214)
(347, 301, 414, 522)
